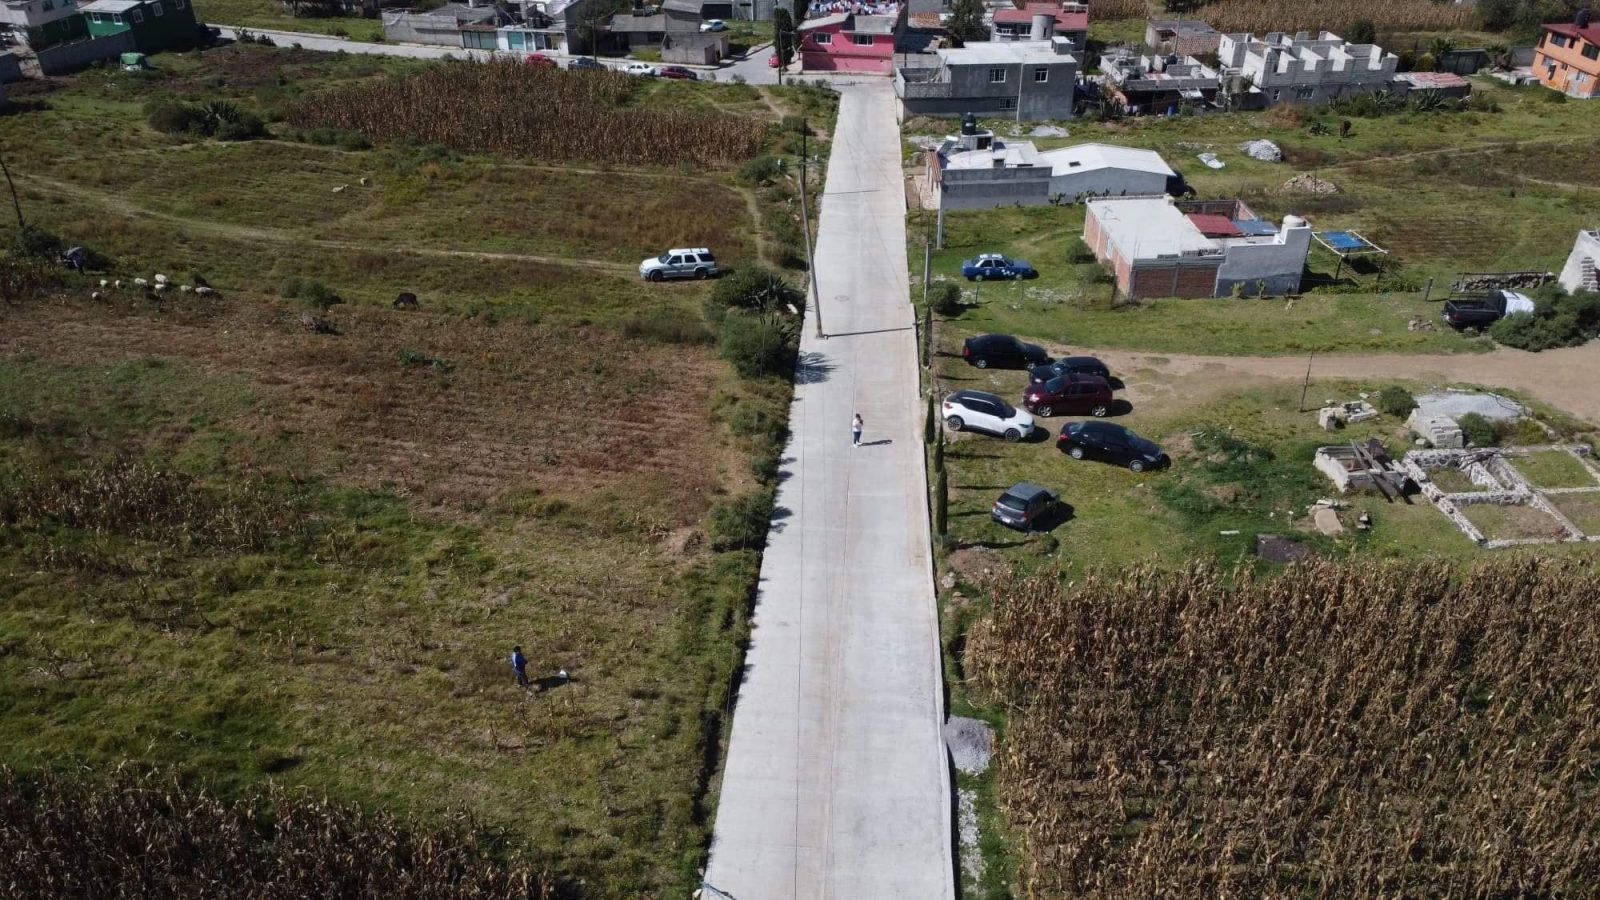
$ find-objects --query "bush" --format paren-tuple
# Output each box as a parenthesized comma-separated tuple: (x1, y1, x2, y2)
(707, 267, 803, 318)
(1489, 290, 1600, 351)
(281, 277, 343, 311)
(337, 131, 372, 151)
(145, 100, 199, 134)
(1376, 386, 1417, 418)
(144, 99, 265, 140)
(1457, 412, 1498, 448)
(780, 114, 812, 135)
(719, 312, 795, 379)
(10, 224, 63, 259)
(738, 154, 784, 185)
(709, 489, 774, 551)
(930, 281, 963, 316)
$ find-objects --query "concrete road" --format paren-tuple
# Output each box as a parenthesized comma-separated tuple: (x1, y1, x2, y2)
(704, 82, 954, 899)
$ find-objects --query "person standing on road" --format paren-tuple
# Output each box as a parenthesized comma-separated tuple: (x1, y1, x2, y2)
(510, 645, 529, 688)
(852, 413, 864, 447)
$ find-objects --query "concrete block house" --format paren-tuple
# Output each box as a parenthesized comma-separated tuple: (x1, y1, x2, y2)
(989, 2, 1085, 54)
(81, 0, 200, 52)
(1099, 49, 1220, 113)
(797, 7, 905, 74)
(1532, 11, 1600, 98)
(1084, 196, 1311, 298)
(1, 0, 86, 49)
(924, 118, 1175, 211)
(1144, 18, 1220, 57)
(896, 37, 1077, 120)
(1217, 30, 1397, 106)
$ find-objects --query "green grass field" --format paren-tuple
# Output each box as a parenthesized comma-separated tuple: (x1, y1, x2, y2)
(196, 0, 388, 41)
(0, 44, 836, 896)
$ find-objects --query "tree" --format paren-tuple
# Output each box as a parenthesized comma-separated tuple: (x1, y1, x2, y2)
(774, 8, 795, 67)
(1345, 19, 1376, 44)
(947, 0, 987, 45)
(790, 0, 805, 27)
(934, 467, 948, 537)
(1477, 0, 1518, 31)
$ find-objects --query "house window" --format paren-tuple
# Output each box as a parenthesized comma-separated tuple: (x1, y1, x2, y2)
(151, 0, 164, 15)
(853, 33, 873, 46)
(1033, 68, 1048, 82)
(174, 0, 185, 7)
(988, 67, 1006, 83)
(89, 10, 100, 20)
(1294, 86, 1314, 100)
(130, 7, 142, 21)
(1551, 34, 1570, 48)
(999, 97, 1017, 110)
(109, 12, 121, 22)
(41, 0, 52, 10)
(1271, 88, 1281, 101)
(1584, 43, 1599, 60)
(812, 32, 831, 44)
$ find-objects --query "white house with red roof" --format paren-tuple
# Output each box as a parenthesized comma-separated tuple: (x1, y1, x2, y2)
(990, 1, 1086, 53)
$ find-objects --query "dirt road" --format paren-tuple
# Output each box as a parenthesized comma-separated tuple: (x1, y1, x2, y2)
(1089, 344, 1600, 424)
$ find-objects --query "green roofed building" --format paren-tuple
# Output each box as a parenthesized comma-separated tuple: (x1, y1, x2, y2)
(0, 0, 89, 50)
(81, 0, 199, 53)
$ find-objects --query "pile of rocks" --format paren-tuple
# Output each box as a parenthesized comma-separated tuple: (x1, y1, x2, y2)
(1281, 173, 1339, 194)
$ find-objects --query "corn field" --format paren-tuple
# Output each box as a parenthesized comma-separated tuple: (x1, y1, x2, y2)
(0, 460, 303, 553)
(1190, 0, 1476, 35)
(285, 61, 769, 167)
(1088, 0, 1148, 20)
(0, 767, 551, 898)
(969, 560, 1600, 897)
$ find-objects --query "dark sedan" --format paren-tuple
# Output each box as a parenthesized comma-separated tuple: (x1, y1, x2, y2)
(1056, 421, 1168, 472)
(961, 333, 1050, 369)
(1028, 355, 1110, 384)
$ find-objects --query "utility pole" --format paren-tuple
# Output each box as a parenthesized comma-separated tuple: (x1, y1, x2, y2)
(797, 117, 823, 338)
(0, 147, 24, 231)
(1298, 351, 1315, 412)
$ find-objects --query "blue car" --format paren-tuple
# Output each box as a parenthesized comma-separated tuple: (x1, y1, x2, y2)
(961, 253, 1036, 281)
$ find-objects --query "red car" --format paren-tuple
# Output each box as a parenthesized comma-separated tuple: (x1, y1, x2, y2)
(524, 53, 557, 69)
(658, 65, 698, 80)
(1022, 374, 1114, 418)
(768, 52, 780, 68)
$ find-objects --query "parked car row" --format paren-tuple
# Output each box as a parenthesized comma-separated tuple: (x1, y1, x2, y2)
(537, 56, 698, 79)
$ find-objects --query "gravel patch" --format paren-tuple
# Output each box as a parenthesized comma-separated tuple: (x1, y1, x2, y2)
(957, 787, 985, 887)
(944, 715, 994, 774)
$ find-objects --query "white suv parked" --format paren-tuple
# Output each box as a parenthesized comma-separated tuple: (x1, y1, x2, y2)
(943, 389, 1034, 442)
(640, 247, 719, 282)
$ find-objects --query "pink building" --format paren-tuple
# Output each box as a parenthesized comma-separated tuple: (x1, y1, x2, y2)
(798, 7, 906, 74)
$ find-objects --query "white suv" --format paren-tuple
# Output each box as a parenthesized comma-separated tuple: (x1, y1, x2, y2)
(640, 247, 719, 282)
(943, 390, 1034, 442)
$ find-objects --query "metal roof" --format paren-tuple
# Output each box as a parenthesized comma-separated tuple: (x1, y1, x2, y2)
(81, 0, 143, 12)
(1087, 197, 1220, 260)
(1037, 143, 1176, 178)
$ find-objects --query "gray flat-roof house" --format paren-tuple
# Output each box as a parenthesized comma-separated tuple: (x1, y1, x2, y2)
(1084, 196, 1311, 298)
(926, 119, 1176, 210)
(990, 2, 1086, 54)
(1099, 49, 1220, 114)
(896, 37, 1077, 121)
(383, 2, 505, 46)
(1217, 31, 1397, 106)
(1145, 19, 1220, 57)
(609, 0, 702, 51)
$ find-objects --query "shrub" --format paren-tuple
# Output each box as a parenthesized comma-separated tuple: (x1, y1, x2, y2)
(10, 224, 63, 259)
(780, 114, 812, 135)
(145, 100, 199, 134)
(930, 281, 963, 316)
(281, 277, 343, 311)
(707, 267, 803, 317)
(1457, 412, 1498, 447)
(1489, 290, 1600, 351)
(144, 100, 265, 140)
(709, 488, 774, 551)
(738, 153, 784, 185)
(337, 131, 372, 151)
(934, 467, 948, 536)
(719, 312, 795, 379)
(1376, 385, 1417, 418)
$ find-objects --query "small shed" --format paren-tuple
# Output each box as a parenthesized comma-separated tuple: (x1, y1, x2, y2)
(662, 31, 728, 65)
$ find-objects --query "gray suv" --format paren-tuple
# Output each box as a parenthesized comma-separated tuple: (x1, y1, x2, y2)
(640, 247, 719, 281)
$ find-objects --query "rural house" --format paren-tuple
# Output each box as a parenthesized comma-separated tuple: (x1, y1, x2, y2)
(896, 37, 1077, 119)
(1559, 230, 1600, 295)
(1532, 11, 1600, 98)
(925, 117, 1175, 210)
(382, 2, 504, 47)
(499, 0, 601, 55)
(1144, 18, 1220, 57)
(797, 8, 905, 74)
(81, 0, 200, 52)
(1084, 196, 1311, 298)
(1, 0, 86, 49)
(660, 30, 726, 64)
(608, 0, 701, 52)
(989, 2, 1085, 54)
(1217, 30, 1397, 106)
(1098, 49, 1220, 113)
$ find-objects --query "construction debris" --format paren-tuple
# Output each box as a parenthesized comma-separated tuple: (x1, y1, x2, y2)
(1314, 440, 1411, 496)
(1316, 400, 1379, 431)
(1408, 411, 1465, 449)
(1239, 139, 1283, 161)
(1403, 445, 1600, 549)
(1281, 173, 1339, 194)
(1312, 507, 1344, 536)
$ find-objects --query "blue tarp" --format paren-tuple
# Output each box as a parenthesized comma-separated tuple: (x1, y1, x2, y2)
(1233, 219, 1279, 236)
(1319, 230, 1370, 252)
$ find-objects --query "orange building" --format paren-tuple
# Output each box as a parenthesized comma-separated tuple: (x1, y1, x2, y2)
(1533, 14, 1600, 98)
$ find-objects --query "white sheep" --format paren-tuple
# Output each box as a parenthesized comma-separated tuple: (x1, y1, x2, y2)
(179, 284, 193, 294)
(154, 282, 169, 292)
(133, 277, 148, 287)
(154, 273, 169, 284)
(99, 278, 109, 288)
(91, 291, 104, 301)
(195, 286, 216, 297)
(113, 279, 122, 290)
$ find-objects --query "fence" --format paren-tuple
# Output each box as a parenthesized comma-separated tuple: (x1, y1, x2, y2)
(36, 32, 135, 76)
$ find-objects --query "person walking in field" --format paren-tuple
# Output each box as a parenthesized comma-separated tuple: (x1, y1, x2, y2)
(852, 413, 864, 447)
(510, 645, 529, 688)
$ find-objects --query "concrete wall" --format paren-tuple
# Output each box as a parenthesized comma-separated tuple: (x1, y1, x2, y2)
(1559, 230, 1600, 294)
(937, 165, 1051, 209)
(1047, 168, 1167, 201)
(948, 58, 1075, 119)
(0, 52, 21, 82)
(1215, 223, 1311, 296)
(382, 11, 466, 46)
(1220, 32, 1397, 105)
(35, 29, 133, 74)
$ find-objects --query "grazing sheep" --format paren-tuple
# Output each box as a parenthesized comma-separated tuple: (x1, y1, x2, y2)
(91, 291, 104, 301)
(179, 284, 193, 294)
(195, 286, 217, 297)
(393, 292, 419, 309)
(99, 278, 109, 288)
(133, 277, 149, 287)
(359, 176, 370, 186)
(113, 279, 122, 290)
(154, 274, 169, 284)
(332, 185, 347, 194)
(154, 282, 169, 293)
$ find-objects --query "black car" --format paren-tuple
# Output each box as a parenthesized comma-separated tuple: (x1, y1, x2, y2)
(568, 57, 607, 71)
(1028, 355, 1110, 384)
(991, 482, 1060, 532)
(1056, 421, 1168, 472)
(961, 333, 1050, 369)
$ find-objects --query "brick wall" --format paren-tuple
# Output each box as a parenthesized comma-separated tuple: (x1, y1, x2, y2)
(1128, 261, 1220, 298)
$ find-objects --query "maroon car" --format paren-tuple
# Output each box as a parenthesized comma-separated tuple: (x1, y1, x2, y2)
(658, 65, 698, 80)
(1022, 373, 1113, 418)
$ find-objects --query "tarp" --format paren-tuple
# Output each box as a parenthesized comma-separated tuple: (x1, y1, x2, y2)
(1501, 291, 1536, 315)
(1319, 230, 1370, 252)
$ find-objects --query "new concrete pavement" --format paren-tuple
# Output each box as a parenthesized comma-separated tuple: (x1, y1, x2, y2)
(704, 82, 954, 899)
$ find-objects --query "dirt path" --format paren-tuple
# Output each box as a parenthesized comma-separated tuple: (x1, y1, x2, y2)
(20, 173, 638, 275)
(1088, 344, 1600, 425)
